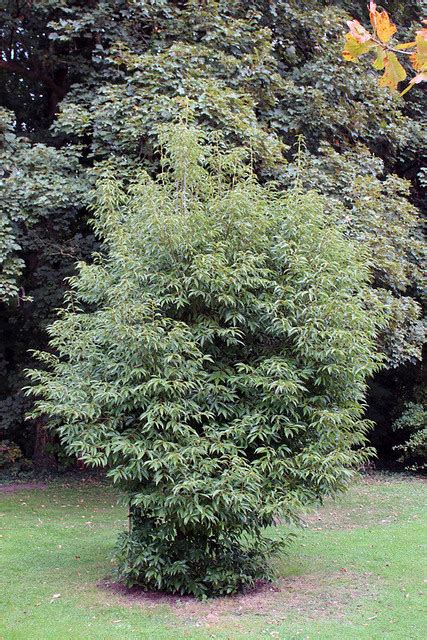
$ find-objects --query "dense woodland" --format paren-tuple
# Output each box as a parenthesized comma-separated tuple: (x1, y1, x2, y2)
(0, 0, 425, 475)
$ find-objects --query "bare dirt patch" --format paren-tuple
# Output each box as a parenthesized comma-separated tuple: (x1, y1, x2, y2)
(100, 570, 378, 628)
(0, 481, 48, 493)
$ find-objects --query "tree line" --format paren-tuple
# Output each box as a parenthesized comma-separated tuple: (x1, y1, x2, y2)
(0, 1, 425, 472)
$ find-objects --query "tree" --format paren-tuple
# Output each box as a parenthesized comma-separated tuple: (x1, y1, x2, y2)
(1, 0, 424, 467)
(392, 397, 427, 471)
(50, 0, 424, 371)
(27, 124, 383, 595)
(0, 107, 91, 462)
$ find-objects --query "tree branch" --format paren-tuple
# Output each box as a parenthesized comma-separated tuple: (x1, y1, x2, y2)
(0, 59, 66, 98)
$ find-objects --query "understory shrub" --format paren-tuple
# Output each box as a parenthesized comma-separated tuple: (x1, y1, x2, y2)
(393, 398, 427, 472)
(0, 440, 22, 468)
(27, 124, 383, 597)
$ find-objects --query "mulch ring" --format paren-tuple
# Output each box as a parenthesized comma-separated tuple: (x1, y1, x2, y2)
(0, 481, 48, 493)
(100, 571, 379, 627)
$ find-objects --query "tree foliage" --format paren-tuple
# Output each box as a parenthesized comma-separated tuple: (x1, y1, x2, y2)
(0, 0, 425, 467)
(27, 124, 383, 595)
(281, 141, 425, 366)
(49, 0, 425, 370)
(0, 108, 88, 302)
(393, 397, 427, 472)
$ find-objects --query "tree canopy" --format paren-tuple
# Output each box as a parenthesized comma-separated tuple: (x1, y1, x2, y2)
(0, 0, 425, 468)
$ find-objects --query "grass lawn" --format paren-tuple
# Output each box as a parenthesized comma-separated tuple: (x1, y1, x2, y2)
(0, 474, 425, 639)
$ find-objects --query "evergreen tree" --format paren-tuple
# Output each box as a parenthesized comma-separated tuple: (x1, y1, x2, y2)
(27, 124, 383, 596)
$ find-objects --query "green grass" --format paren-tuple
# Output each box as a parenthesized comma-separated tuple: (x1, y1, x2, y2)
(0, 474, 425, 639)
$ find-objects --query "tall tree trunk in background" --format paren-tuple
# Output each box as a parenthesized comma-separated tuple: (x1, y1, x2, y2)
(33, 420, 57, 471)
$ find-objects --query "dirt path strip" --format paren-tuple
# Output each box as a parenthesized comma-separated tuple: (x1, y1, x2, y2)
(0, 481, 48, 493)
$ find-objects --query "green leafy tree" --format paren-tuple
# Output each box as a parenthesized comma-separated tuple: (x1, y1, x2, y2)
(393, 401, 427, 471)
(50, 1, 424, 372)
(1, 0, 424, 466)
(27, 124, 383, 595)
(392, 378, 427, 472)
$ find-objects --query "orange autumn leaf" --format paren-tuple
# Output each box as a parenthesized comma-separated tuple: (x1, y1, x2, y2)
(402, 26, 427, 95)
(343, 7, 425, 96)
(410, 27, 427, 71)
(379, 52, 406, 90)
(369, 1, 397, 43)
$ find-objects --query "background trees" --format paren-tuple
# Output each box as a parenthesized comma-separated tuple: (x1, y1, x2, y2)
(0, 0, 425, 468)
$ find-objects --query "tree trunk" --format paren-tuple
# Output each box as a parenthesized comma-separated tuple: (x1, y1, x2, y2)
(33, 420, 57, 471)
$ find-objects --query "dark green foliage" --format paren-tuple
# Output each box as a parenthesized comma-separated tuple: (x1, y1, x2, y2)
(27, 125, 383, 595)
(115, 511, 283, 597)
(0, 108, 88, 301)
(0, 0, 425, 466)
(0, 439, 22, 468)
(0, 107, 92, 456)
(393, 381, 427, 472)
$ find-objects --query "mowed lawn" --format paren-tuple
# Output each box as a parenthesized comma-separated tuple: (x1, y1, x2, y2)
(0, 475, 425, 640)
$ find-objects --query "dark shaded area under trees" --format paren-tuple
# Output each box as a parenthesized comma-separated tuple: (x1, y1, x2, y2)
(0, 0, 425, 473)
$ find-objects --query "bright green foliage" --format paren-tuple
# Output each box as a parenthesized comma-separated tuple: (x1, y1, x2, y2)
(27, 125, 383, 596)
(281, 141, 425, 366)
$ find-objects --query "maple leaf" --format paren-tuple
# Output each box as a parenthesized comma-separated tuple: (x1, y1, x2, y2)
(400, 26, 427, 95)
(343, 33, 374, 61)
(342, 7, 425, 96)
(369, 1, 397, 43)
(347, 19, 372, 43)
(343, 20, 375, 61)
(373, 48, 386, 70)
(410, 27, 427, 72)
(379, 52, 406, 90)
